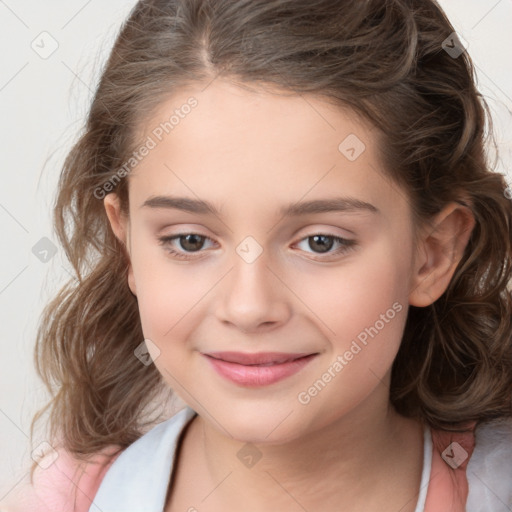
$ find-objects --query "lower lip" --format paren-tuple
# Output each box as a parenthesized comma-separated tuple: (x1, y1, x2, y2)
(203, 354, 318, 387)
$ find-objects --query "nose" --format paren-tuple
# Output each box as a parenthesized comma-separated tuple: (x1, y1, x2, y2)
(215, 249, 292, 333)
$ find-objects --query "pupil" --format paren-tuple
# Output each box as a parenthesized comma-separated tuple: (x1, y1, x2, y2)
(181, 234, 204, 252)
(310, 235, 333, 253)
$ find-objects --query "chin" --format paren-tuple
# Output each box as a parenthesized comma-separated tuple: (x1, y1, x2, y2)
(208, 402, 314, 445)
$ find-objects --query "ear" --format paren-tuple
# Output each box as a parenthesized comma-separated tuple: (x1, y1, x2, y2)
(409, 202, 475, 307)
(103, 193, 137, 297)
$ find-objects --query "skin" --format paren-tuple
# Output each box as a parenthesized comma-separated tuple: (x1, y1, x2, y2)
(104, 79, 475, 511)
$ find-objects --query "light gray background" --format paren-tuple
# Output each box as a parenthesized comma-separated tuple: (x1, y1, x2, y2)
(1, 0, 511, 498)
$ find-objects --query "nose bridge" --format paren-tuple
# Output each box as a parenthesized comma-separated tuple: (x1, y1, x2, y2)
(216, 238, 291, 331)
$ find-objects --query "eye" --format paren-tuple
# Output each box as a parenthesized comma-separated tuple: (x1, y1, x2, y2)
(158, 232, 357, 261)
(158, 233, 216, 260)
(294, 234, 356, 259)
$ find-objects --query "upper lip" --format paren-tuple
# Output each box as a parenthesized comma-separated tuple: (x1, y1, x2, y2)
(203, 351, 316, 365)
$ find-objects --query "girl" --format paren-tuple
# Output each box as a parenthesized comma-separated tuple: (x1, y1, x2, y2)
(1, 0, 512, 510)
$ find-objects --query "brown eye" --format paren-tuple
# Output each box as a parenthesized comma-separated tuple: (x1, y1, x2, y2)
(308, 235, 335, 253)
(295, 233, 357, 259)
(157, 233, 216, 260)
(178, 234, 206, 252)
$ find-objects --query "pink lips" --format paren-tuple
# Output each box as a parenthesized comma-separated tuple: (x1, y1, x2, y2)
(202, 351, 318, 387)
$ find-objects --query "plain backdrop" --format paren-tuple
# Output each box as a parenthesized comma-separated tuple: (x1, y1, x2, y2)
(1, 0, 511, 498)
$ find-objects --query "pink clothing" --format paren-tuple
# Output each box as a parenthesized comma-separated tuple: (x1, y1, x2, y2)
(0, 444, 121, 512)
(0, 420, 484, 512)
(424, 422, 476, 511)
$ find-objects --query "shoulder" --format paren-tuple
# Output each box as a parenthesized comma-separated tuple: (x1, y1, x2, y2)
(466, 416, 512, 511)
(0, 443, 123, 512)
(0, 408, 196, 512)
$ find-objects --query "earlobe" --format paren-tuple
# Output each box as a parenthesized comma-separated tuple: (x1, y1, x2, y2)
(409, 202, 475, 307)
(103, 193, 137, 297)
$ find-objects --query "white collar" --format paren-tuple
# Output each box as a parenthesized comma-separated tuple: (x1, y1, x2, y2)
(89, 406, 197, 512)
(415, 424, 432, 512)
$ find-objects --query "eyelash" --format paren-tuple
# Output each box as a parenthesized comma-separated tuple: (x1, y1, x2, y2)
(157, 232, 357, 261)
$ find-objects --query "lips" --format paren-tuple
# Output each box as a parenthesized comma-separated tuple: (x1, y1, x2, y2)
(202, 351, 319, 387)
(203, 351, 314, 365)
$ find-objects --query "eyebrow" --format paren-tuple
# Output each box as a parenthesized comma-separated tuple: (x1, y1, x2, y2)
(141, 195, 379, 216)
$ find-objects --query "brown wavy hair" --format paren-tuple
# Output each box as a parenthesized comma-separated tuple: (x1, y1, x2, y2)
(30, 0, 512, 485)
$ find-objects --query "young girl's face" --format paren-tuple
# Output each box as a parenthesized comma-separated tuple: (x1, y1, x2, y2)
(106, 79, 427, 443)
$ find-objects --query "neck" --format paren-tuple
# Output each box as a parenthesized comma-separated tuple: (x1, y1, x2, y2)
(185, 385, 425, 512)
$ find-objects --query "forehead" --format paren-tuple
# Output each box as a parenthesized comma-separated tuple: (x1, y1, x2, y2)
(135, 79, 376, 163)
(127, 79, 408, 221)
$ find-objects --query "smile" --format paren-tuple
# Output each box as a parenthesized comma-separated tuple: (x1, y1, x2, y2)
(202, 352, 318, 387)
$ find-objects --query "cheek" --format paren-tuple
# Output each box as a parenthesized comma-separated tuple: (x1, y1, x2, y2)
(290, 252, 409, 419)
(129, 242, 219, 345)
(294, 238, 409, 335)
(290, 240, 412, 404)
